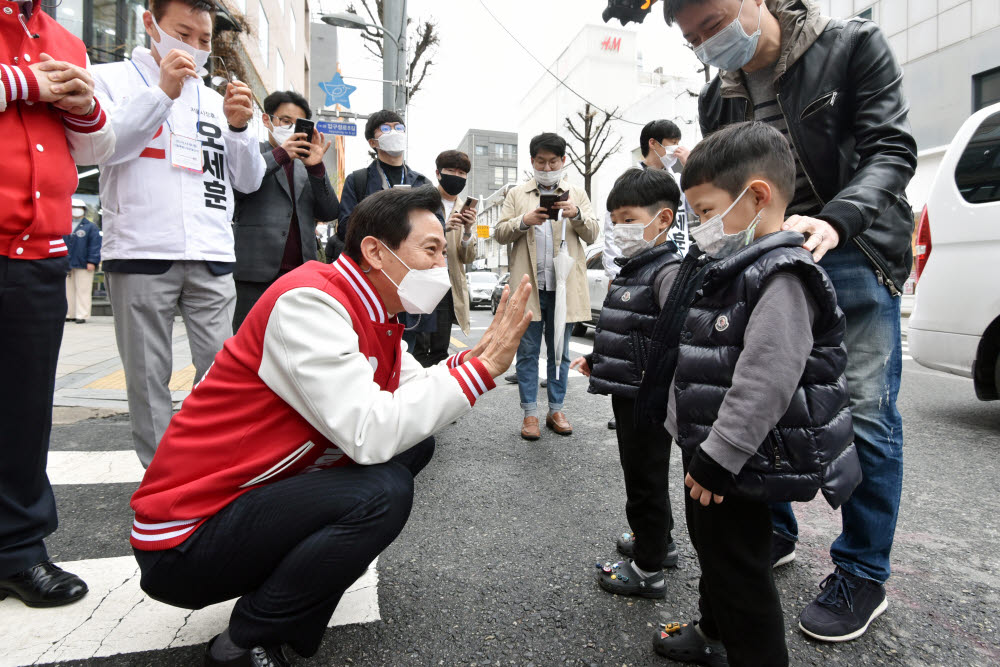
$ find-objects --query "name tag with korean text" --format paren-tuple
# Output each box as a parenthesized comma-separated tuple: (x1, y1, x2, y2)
(170, 133, 204, 173)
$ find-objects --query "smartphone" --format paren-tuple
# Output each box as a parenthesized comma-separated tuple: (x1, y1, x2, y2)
(459, 197, 479, 214)
(293, 118, 315, 139)
(539, 192, 569, 219)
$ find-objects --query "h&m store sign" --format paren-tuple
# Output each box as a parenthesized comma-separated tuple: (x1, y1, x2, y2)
(601, 36, 622, 52)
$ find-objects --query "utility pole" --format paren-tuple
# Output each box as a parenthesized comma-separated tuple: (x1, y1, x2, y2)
(382, 0, 407, 117)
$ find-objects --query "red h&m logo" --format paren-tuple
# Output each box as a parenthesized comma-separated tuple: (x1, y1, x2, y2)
(601, 36, 622, 52)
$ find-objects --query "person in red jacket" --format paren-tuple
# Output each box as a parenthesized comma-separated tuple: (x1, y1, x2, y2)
(130, 186, 532, 666)
(0, 0, 115, 607)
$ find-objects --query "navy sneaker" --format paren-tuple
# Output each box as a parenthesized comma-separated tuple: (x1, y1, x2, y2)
(799, 568, 888, 642)
(770, 532, 796, 569)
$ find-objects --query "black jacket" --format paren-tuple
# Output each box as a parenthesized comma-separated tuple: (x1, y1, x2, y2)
(675, 232, 861, 507)
(233, 143, 340, 283)
(588, 242, 681, 398)
(698, 1, 917, 293)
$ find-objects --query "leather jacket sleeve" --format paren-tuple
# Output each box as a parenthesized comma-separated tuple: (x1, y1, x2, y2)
(815, 21, 916, 245)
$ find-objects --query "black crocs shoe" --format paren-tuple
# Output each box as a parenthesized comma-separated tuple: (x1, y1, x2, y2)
(595, 559, 666, 599)
(616, 531, 679, 569)
(652, 621, 728, 666)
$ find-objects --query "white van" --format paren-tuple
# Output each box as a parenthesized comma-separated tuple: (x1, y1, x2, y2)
(908, 102, 1000, 400)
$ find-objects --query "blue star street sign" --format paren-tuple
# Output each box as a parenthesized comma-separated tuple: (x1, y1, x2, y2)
(318, 73, 357, 109)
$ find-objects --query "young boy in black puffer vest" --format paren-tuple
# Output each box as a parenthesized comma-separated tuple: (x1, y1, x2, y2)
(570, 168, 683, 599)
(642, 122, 862, 666)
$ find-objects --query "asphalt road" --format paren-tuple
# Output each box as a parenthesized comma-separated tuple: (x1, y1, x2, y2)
(36, 308, 1000, 666)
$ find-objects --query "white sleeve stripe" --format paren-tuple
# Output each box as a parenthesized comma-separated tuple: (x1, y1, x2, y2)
(130, 525, 197, 542)
(464, 361, 489, 394)
(133, 517, 202, 530)
(1, 65, 18, 100)
(454, 364, 481, 398)
(64, 114, 104, 127)
(13, 66, 28, 100)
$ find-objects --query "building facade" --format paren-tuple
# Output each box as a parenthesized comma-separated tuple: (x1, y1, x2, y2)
(816, 0, 1000, 208)
(455, 129, 520, 203)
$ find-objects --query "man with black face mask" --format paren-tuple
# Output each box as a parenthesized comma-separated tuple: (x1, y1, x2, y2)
(409, 150, 478, 366)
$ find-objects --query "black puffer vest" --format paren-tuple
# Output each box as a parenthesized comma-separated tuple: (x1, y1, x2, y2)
(589, 242, 682, 398)
(674, 232, 861, 508)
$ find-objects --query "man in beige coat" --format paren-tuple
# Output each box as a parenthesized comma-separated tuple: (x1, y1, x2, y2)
(494, 133, 600, 440)
(403, 150, 478, 366)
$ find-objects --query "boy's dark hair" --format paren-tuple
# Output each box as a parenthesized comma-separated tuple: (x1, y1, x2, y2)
(345, 186, 443, 263)
(151, 0, 216, 20)
(435, 150, 472, 173)
(662, 0, 703, 26)
(364, 110, 404, 141)
(529, 132, 567, 159)
(681, 122, 796, 203)
(607, 168, 680, 216)
(263, 91, 311, 119)
(639, 120, 682, 157)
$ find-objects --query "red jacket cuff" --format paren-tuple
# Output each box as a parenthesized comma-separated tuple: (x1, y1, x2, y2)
(62, 98, 107, 133)
(449, 357, 496, 406)
(1, 64, 40, 103)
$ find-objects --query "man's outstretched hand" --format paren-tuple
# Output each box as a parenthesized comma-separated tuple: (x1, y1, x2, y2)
(473, 274, 533, 378)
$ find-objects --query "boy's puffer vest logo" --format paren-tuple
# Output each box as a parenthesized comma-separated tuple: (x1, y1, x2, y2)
(714, 315, 729, 332)
(621, 291, 631, 302)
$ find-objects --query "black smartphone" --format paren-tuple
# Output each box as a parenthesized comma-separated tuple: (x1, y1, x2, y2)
(460, 196, 479, 213)
(294, 118, 315, 139)
(539, 192, 568, 219)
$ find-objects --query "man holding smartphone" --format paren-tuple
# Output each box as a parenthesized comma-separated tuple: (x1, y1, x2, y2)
(231, 90, 339, 330)
(495, 132, 600, 440)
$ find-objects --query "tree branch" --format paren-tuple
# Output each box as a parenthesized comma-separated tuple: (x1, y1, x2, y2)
(409, 58, 433, 98)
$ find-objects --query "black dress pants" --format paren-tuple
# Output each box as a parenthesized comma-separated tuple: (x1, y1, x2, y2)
(134, 437, 435, 657)
(611, 394, 674, 572)
(233, 279, 272, 332)
(683, 454, 788, 667)
(0, 255, 68, 577)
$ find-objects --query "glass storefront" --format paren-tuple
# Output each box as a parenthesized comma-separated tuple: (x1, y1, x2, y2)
(50, 0, 148, 64)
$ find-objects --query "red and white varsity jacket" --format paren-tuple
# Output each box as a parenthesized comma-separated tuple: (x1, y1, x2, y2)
(0, 0, 115, 260)
(130, 255, 496, 551)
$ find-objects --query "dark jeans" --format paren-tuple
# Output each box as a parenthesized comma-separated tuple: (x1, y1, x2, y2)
(771, 243, 905, 583)
(134, 438, 435, 657)
(233, 279, 273, 332)
(684, 455, 787, 667)
(0, 255, 68, 577)
(402, 291, 453, 367)
(611, 395, 674, 572)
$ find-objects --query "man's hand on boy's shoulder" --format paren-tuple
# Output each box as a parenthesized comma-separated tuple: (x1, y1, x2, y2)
(782, 215, 840, 262)
(686, 447, 731, 506)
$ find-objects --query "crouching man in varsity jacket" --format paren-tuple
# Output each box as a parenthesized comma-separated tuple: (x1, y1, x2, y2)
(129, 186, 533, 666)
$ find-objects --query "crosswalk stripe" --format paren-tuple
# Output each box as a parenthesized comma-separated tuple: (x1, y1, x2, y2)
(48, 451, 144, 485)
(1, 556, 379, 666)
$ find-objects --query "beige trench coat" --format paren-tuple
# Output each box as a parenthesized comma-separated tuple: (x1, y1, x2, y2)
(493, 177, 600, 323)
(444, 199, 477, 335)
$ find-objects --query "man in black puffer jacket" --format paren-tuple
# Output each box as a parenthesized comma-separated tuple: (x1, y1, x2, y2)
(649, 123, 860, 667)
(571, 168, 683, 598)
(665, 0, 914, 645)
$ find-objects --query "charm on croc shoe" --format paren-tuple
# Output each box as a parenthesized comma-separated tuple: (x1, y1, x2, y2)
(619, 575, 629, 582)
(610, 574, 617, 580)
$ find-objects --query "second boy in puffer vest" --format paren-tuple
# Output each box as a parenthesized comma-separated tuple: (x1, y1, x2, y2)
(571, 168, 683, 597)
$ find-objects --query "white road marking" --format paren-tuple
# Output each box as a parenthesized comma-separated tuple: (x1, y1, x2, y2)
(1, 556, 379, 666)
(48, 451, 145, 485)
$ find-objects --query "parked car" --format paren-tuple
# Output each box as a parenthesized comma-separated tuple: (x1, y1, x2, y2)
(490, 273, 509, 314)
(467, 272, 500, 310)
(908, 102, 1000, 400)
(572, 245, 607, 336)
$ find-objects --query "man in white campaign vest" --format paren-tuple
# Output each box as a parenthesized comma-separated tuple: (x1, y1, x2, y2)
(92, 0, 265, 467)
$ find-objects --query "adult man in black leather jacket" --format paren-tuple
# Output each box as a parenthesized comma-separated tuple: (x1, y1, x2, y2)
(665, 0, 916, 647)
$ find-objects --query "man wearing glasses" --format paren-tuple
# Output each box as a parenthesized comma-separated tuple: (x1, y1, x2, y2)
(333, 110, 431, 247)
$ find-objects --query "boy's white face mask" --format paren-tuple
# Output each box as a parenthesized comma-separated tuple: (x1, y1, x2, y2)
(613, 208, 669, 258)
(689, 186, 761, 258)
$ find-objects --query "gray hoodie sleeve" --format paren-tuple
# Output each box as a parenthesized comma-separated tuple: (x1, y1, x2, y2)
(699, 273, 818, 475)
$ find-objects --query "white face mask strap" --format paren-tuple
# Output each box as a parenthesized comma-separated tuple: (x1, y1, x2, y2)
(377, 240, 412, 288)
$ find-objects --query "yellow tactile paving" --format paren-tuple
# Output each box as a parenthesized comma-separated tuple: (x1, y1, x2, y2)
(450, 337, 468, 349)
(84, 365, 197, 391)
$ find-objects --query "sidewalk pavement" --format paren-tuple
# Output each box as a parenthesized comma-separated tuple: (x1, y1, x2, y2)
(53, 315, 198, 423)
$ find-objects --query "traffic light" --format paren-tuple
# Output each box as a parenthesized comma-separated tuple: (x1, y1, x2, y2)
(601, 0, 659, 26)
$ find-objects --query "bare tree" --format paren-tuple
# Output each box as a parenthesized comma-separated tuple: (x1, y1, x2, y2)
(564, 103, 623, 198)
(346, 0, 440, 99)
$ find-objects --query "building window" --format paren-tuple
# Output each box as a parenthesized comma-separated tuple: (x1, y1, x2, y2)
(507, 167, 518, 183)
(475, 145, 488, 156)
(494, 166, 504, 184)
(494, 143, 504, 158)
(258, 2, 269, 68)
(974, 67, 1000, 112)
(276, 50, 284, 91)
(508, 143, 517, 158)
(289, 8, 296, 52)
(954, 111, 1000, 204)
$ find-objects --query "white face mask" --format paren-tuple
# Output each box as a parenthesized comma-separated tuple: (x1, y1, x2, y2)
(269, 124, 294, 145)
(651, 142, 678, 170)
(379, 242, 451, 315)
(613, 209, 669, 258)
(71, 207, 86, 220)
(689, 186, 761, 258)
(377, 131, 407, 157)
(150, 15, 211, 71)
(693, 0, 762, 71)
(533, 165, 565, 188)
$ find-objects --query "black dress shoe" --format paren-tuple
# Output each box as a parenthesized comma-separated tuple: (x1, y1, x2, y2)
(0, 561, 88, 607)
(204, 636, 291, 666)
